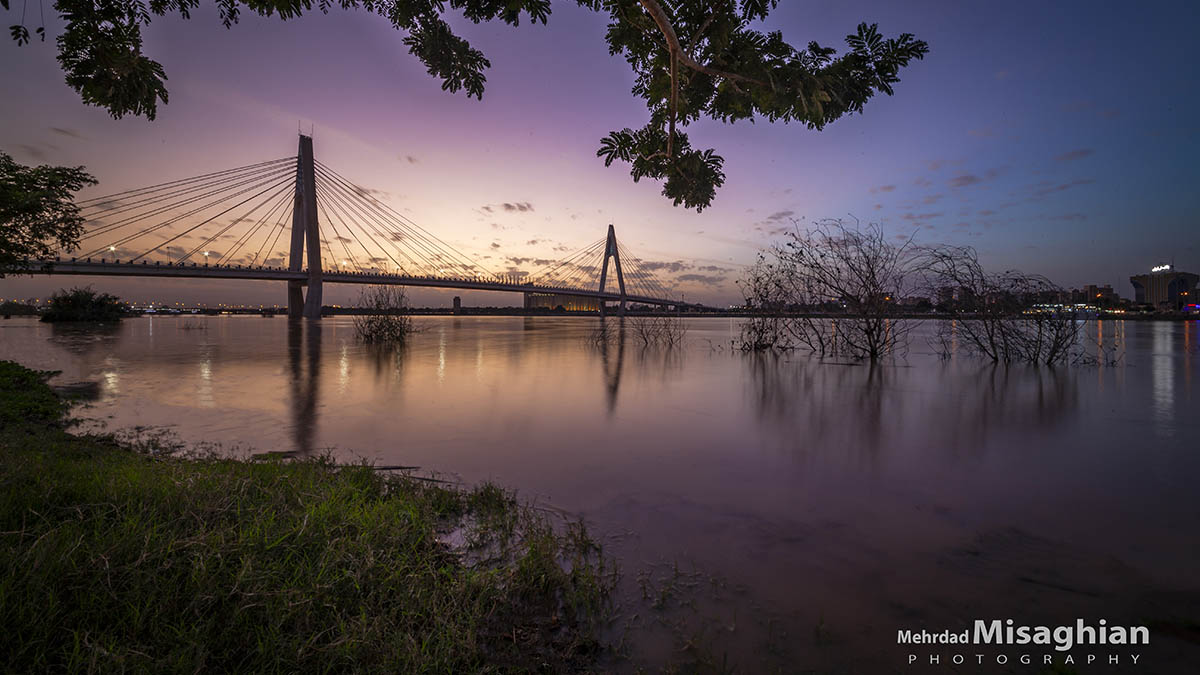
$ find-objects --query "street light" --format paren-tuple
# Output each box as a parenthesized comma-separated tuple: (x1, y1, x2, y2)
(203, 251, 210, 266)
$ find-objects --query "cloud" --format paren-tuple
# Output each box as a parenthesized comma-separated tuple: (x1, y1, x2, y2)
(949, 174, 982, 188)
(482, 202, 534, 214)
(1048, 213, 1087, 221)
(764, 210, 794, 222)
(921, 194, 943, 205)
(351, 185, 390, 199)
(1054, 149, 1093, 162)
(401, 155, 419, 164)
(526, 239, 544, 246)
(901, 212, 944, 222)
(914, 177, 933, 187)
(490, 242, 501, 250)
(968, 128, 994, 138)
(638, 260, 692, 274)
(506, 256, 552, 267)
(15, 144, 48, 160)
(870, 185, 896, 194)
(697, 265, 732, 273)
(1033, 178, 1095, 197)
(49, 127, 86, 140)
(676, 273, 726, 286)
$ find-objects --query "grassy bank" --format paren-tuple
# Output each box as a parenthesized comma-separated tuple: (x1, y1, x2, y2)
(0, 360, 614, 673)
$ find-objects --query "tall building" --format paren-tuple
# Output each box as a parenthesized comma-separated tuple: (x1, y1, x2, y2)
(1129, 265, 1198, 310)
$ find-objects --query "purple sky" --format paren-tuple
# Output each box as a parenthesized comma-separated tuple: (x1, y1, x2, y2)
(2, 0, 1197, 307)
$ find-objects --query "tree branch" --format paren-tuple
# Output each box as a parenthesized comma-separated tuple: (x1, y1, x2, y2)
(637, 0, 769, 89)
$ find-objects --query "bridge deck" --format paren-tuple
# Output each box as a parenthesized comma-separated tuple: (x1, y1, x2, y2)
(25, 260, 678, 307)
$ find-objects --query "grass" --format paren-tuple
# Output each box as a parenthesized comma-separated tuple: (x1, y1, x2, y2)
(0, 360, 614, 673)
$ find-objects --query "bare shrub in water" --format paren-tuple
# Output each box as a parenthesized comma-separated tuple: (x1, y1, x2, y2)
(587, 315, 686, 349)
(629, 314, 687, 348)
(353, 286, 413, 344)
(921, 245, 1080, 365)
(738, 218, 922, 361)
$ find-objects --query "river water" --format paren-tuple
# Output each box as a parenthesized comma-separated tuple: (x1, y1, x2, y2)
(2, 316, 1197, 672)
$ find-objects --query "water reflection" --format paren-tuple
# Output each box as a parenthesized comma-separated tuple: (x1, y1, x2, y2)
(48, 321, 122, 354)
(745, 352, 1079, 458)
(2, 317, 1195, 672)
(1151, 321, 1176, 437)
(286, 320, 322, 456)
(597, 319, 626, 417)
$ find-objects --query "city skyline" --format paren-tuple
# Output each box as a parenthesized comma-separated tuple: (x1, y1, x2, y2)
(2, 0, 1197, 306)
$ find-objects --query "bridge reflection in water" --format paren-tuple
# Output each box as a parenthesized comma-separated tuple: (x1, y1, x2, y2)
(279, 317, 636, 455)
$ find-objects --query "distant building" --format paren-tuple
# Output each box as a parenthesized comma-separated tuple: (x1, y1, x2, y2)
(1130, 265, 1198, 310)
(452, 296, 461, 312)
(1082, 284, 1118, 305)
(523, 292, 602, 312)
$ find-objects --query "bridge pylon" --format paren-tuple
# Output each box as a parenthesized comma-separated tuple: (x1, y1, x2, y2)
(598, 224, 626, 316)
(288, 134, 323, 319)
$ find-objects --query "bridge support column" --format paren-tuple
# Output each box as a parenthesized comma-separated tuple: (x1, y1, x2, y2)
(287, 281, 305, 318)
(597, 224, 626, 317)
(288, 135, 323, 319)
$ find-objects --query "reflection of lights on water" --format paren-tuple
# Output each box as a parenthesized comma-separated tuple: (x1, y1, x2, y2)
(198, 356, 214, 408)
(1151, 322, 1174, 437)
(339, 344, 350, 393)
(438, 329, 446, 383)
(102, 370, 119, 397)
(476, 340, 484, 380)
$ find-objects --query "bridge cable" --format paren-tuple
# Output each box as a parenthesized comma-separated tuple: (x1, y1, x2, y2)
(179, 179, 297, 264)
(313, 166, 462, 278)
(314, 161, 495, 280)
(76, 157, 293, 207)
(314, 164, 479, 279)
(127, 174, 295, 263)
(314, 160, 486, 277)
(80, 168, 295, 259)
(79, 163, 295, 245)
(223, 186, 295, 266)
(78, 159, 294, 220)
(313, 181, 413, 274)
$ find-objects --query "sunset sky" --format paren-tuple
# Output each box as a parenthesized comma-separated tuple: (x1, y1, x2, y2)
(2, 0, 1197, 307)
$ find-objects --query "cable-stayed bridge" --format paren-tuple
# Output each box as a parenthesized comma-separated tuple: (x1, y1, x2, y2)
(27, 135, 688, 317)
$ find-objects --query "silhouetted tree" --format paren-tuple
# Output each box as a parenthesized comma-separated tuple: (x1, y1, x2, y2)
(920, 245, 1081, 365)
(0, 151, 96, 276)
(739, 218, 922, 361)
(40, 286, 126, 322)
(353, 285, 413, 344)
(5, 0, 926, 211)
